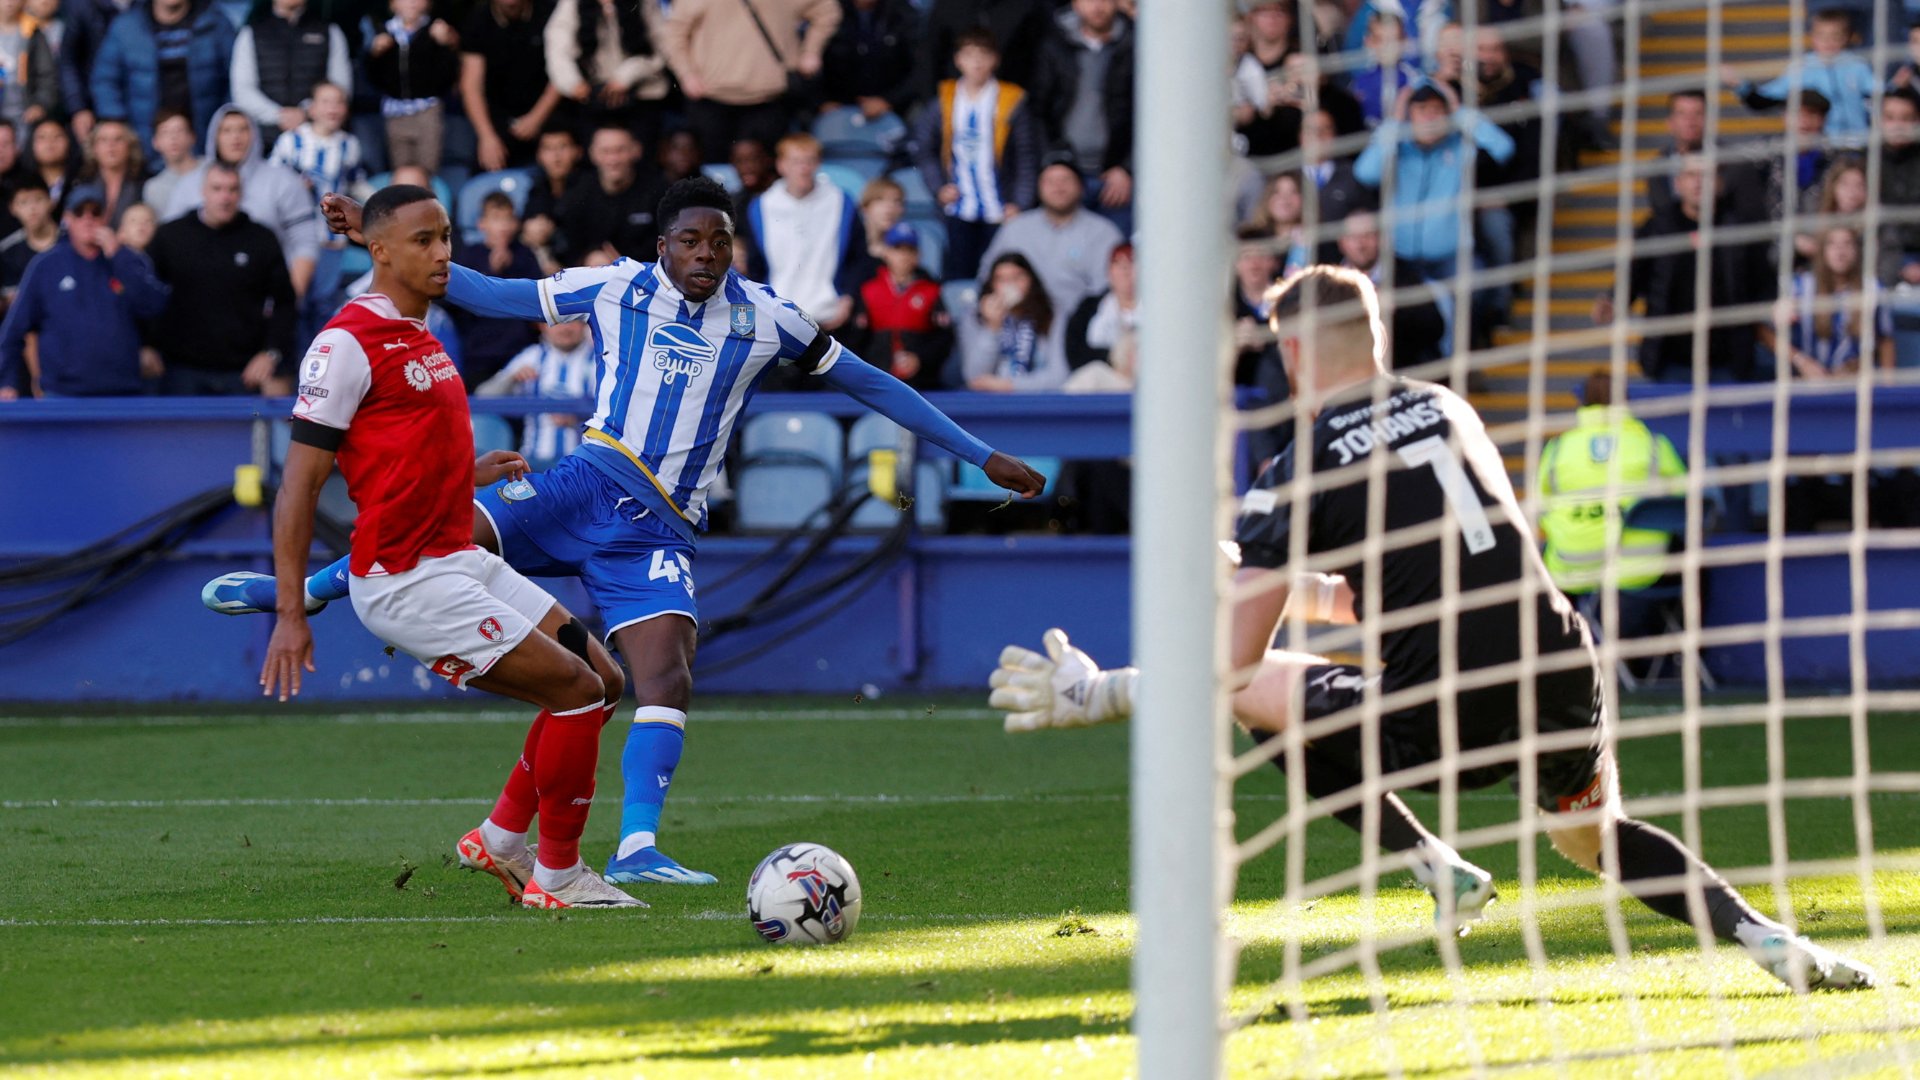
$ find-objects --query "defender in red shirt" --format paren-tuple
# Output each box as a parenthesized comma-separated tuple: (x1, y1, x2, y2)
(262, 185, 643, 910)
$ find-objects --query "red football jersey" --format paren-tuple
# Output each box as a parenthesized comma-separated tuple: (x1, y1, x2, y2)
(291, 294, 475, 577)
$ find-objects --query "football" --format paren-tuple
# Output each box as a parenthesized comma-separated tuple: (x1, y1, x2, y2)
(747, 842, 862, 944)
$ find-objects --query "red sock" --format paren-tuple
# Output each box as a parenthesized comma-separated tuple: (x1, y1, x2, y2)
(533, 702, 603, 869)
(489, 711, 544, 834)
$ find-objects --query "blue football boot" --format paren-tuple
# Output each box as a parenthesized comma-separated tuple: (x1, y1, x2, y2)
(602, 846, 718, 885)
(202, 557, 350, 616)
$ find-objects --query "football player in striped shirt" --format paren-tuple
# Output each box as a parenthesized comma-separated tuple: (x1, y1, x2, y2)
(217, 177, 1045, 888)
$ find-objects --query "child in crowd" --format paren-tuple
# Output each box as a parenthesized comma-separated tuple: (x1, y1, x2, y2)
(1886, 18, 1920, 89)
(0, 174, 55, 302)
(453, 191, 542, 387)
(474, 318, 597, 471)
(1780, 227, 1892, 378)
(20, 0, 61, 128)
(366, 0, 461, 171)
(850, 224, 952, 390)
(858, 176, 907, 261)
(1348, 12, 1425, 126)
(270, 82, 366, 200)
(116, 202, 156, 253)
(959, 251, 1067, 392)
(909, 28, 1036, 285)
(141, 110, 202, 214)
(1727, 9, 1877, 143)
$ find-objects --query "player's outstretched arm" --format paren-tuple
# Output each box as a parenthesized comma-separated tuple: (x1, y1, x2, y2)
(988, 629, 1137, 733)
(262, 440, 335, 701)
(818, 354, 1046, 498)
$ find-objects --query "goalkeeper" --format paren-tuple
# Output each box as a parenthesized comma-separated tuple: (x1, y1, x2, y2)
(990, 266, 1875, 991)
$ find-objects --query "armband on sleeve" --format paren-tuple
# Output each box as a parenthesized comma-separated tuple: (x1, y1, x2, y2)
(289, 417, 345, 451)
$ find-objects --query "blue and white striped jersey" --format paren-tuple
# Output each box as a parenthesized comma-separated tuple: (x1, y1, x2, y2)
(534, 258, 842, 534)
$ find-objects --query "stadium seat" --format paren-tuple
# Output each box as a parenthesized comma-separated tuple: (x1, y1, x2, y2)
(845, 413, 946, 531)
(702, 164, 743, 193)
(902, 217, 947, 280)
(735, 412, 843, 530)
(941, 279, 978, 321)
(950, 457, 1060, 500)
(890, 168, 936, 214)
(812, 108, 907, 161)
(471, 415, 516, 456)
(456, 169, 536, 246)
(818, 163, 873, 201)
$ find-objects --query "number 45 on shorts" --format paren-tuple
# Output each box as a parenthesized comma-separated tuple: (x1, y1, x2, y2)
(649, 550, 696, 597)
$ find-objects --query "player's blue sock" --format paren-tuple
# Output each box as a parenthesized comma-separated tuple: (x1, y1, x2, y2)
(307, 556, 351, 602)
(616, 707, 686, 858)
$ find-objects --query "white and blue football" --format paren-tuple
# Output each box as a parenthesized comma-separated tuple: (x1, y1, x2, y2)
(747, 842, 862, 944)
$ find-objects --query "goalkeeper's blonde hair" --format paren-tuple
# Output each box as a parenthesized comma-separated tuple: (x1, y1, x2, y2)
(1265, 265, 1387, 375)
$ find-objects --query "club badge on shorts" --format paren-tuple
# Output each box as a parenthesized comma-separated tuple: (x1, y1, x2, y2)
(478, 617, 504, 642)
(730, 304, 756, 337)
(499, 478, 536, 502)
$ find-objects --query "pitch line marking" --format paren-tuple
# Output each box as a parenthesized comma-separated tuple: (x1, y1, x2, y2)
(0, 912, 1013, 928)
(0, 709, 1002, 728)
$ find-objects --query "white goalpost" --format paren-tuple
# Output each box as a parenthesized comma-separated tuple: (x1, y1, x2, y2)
(1131, 0, 1920, 1072)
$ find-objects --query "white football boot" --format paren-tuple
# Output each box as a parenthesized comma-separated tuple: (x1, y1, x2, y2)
(1746, 933, 1877, 990)
(456, 825, 536, 900)
(522, 869, 650, 909)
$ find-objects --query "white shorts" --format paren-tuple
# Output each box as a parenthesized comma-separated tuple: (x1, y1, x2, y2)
(350, 547, 557, 688)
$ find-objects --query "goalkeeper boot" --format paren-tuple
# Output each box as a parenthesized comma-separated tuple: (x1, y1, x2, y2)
(1746, 933, 1877, 991)
(602, 845, 718, 885)
(522, 867, 649, 909)
(1427, 860, 1497, 938)
(456, 825, 537, 901)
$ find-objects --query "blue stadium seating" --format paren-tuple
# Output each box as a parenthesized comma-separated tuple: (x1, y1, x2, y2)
(951, 457, 1061, 500)
(940, 279, 978, 321)
(845, 413, 946, 531)
(456, 169, 536, 246)
(735, 412, 843, 530)
(702, 164, 743, 192)
(471, 415, 516, 456)
(819, 163, 874, 202)
(365, 171, 456, 213)
(890, 168, 937, 214)
(812, 108, 907, 162)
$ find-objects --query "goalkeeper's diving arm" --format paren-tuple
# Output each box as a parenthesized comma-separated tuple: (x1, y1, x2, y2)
(988, 566, 1356, 734)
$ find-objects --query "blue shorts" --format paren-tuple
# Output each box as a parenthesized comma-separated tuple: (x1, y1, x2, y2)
(475, 455, 697, 637)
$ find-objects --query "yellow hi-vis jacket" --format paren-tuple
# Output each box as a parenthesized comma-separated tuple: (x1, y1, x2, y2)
(1536, 404, 1687, 593)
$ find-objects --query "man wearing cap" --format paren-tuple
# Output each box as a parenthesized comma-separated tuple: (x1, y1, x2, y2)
(976, 152, 1121, 313)
(851, 222, 952, 390)
(0, 187, 171, 398)
(1353, 78, 1513, 287)
(145, 161, 298, 396)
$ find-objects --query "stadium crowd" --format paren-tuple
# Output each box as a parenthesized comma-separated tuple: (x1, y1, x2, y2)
(0, 0, 1910, 403)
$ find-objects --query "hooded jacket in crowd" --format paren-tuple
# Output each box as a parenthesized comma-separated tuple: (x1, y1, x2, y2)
(161, 102, 322, 268)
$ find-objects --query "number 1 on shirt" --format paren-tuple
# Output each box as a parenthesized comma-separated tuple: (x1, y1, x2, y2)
(1397, 435, 1497, 554)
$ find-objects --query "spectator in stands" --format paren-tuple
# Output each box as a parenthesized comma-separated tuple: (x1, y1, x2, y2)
(164, 105, 319, 301)
(268, 80, 362, 198)
(79, 119, 146, 226)
(90, 0, 235, 155)
(911, 27, 1037, 285)
(551, 123, 665, 262)
(1030, 0, 1133, 232)
(1234, 0, 1294, 156)
(0, 174, 58, 303)
(1778, 227, 1892, 378)
(0, 188, 170, 398)
(1877, 88, 1920, 283)
(0, 0, 34, 136)
(1231, 230, 1278, 385)
(1244, 171, 1309, 276)
(461, 0, 562, 172)
(1647, 89, 1706, 223)
(1348, 12, 1422, 128)
(727, 136, 773, 225)
(1727, 9, 1876, 144)
(1354, 80, 1512, 284)
(658, 128, 702, 183)
(1807, 156, 1867, 252)
(367, 0, 461, 172)
(848, 222, 951, 389)
(1299, 106, 1372, 244)
(742, 132, 863, 330)
(659, 0, 839, 164)
(546, 0, 669, 148)
(28, 117, 75, 209)
(521, 124, 588, 268)
(59, 0, 139, 141)
(1591, 154, 1776, 382)
(1890, 18, 1920, 90)
(116, 199, 155, 251)
(978, 154, 1120, 314)
(1064, 239, 1132, 375)
(1334, 208, 1446, 370)
(1564, 0, 1619, 150)
(958, 249, 1066, 390)
(23, 0, 66, 128)
(856, 174, 905, 260)
(1471, 25, 1541, 243)
(229, 0, 352, 145)
(140, 108, 199, 212)
(917, 0, 1051, 101)
(473, 317, 596, 470)
(454, 190, 542, 387)
(146, 162, 296, 394)
(820, 0, 920, 119)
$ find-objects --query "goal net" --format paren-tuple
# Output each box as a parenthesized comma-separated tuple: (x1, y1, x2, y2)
(1131, 0, 1920, 1075)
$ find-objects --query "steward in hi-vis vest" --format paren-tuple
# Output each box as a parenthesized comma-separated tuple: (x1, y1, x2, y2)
(1536, 373, 1686, 593)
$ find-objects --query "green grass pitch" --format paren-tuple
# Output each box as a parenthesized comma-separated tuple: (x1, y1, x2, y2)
(4, 695, 1920, 1079)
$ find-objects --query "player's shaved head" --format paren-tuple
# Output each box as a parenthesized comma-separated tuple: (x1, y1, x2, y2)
(363, 184, 440, 239)
(1266, 265, 1385, 379)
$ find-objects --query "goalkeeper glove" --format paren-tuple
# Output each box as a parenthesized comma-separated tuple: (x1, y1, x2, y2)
(988, 628, 1137, 733)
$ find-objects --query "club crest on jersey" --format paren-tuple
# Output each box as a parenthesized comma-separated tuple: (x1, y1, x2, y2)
(477, 617, 504, 642)
(648, 322, 718, 385)
(729, 304, 755, 337)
